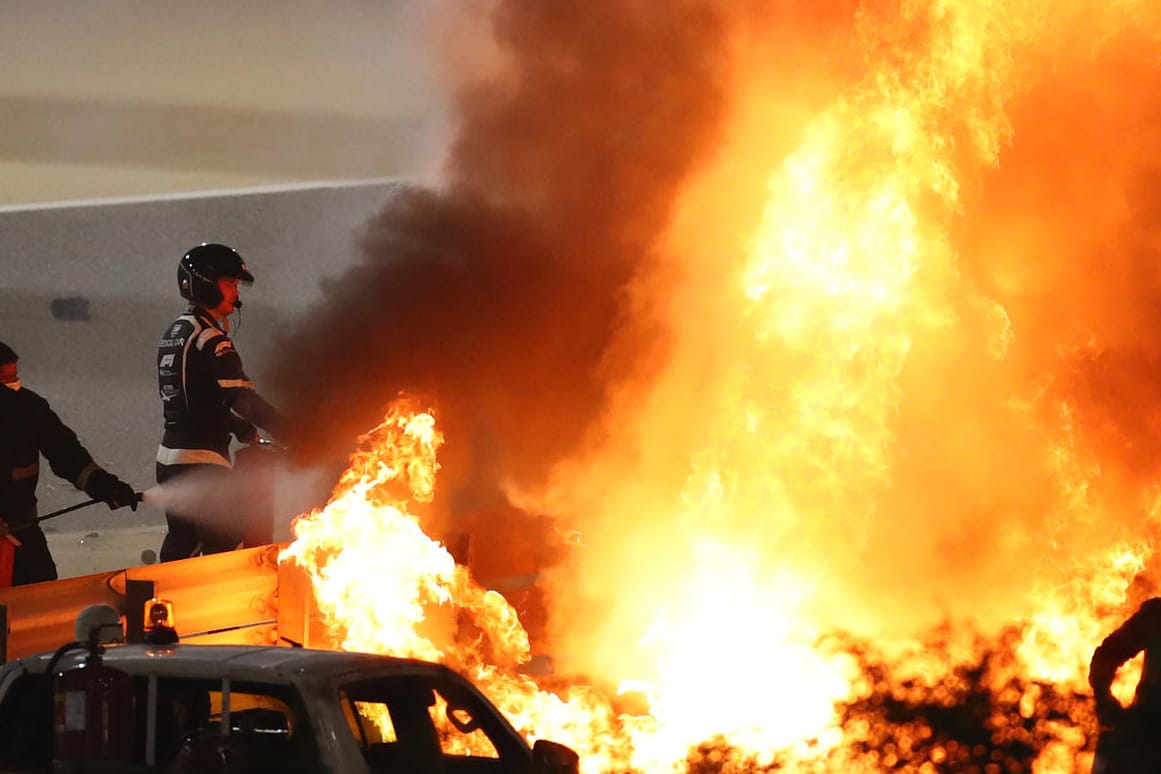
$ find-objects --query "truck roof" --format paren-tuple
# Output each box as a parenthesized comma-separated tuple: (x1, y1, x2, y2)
(6, 643, 461, 685)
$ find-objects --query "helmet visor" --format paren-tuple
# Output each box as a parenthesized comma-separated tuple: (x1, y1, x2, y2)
(233, 264, 255, 284)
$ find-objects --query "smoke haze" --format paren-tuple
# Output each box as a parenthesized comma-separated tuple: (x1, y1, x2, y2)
(268, 1, 733, 517)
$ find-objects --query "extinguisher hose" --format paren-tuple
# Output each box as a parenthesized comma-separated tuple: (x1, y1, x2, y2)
(33, 499, 102, 525)
(45, 641, 89, 680)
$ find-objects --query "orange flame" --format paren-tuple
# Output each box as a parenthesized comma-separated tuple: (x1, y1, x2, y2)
(281, 402, 649, 772)
(281, 403, 529, 667)
(281, 1, 1161, 771)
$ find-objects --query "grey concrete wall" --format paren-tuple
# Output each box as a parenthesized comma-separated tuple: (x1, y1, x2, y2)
(0, 2, 442, 206)
(0, 181, 402, 533)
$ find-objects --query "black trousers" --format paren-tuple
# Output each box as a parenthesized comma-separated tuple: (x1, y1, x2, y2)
(1094, 708, 1161, 773)
(11, 525, 59, 586)
(156, 462, 240, 562)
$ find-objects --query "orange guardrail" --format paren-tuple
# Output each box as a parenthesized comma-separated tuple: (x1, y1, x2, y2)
(0, 543, 287, 661)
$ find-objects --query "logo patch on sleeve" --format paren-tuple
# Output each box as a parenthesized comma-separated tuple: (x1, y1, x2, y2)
(214, 340, 236, 357)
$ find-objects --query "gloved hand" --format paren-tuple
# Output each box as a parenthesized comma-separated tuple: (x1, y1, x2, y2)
(84, 469, 139, 511)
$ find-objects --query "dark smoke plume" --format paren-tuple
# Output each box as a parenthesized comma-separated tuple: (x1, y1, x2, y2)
(268, 1, 730, 516)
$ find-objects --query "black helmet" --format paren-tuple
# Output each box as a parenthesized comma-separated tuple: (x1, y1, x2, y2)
(177, 243, 254, 308)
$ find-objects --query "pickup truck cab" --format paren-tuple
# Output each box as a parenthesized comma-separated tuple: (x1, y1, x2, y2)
(0, 642, 579, 774)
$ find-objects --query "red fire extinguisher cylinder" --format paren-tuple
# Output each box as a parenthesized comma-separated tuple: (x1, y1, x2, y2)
(53, 650, 134, 773)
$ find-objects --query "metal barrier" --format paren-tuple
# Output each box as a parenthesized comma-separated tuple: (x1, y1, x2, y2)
(0, 543, 286, 662)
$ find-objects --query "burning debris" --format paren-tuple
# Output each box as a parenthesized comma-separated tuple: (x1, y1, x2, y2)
(268, 0, 1161, 772)
(817, 629, 1098, 773)
(685, 628, 1100, 774)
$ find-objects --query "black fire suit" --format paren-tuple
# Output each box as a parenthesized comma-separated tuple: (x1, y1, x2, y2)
(156, 305, 284, 561)
(0, 384, 109, 585)
(1090, 597, 1161, 773)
